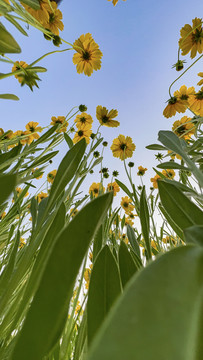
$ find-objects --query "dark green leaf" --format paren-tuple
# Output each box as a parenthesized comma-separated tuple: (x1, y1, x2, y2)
(0, 93, 19, 100)
(0, 174, 17, 206)
(115, 179, 133, 199)
(145, 144, 166, 150)
(20, 0, 40, 10)
(157, 161, 189, 170)
(140, 186, 151, 259)
(118, 241, 138, 288)
(184, 226, 203, 246)
(64, 133, 73, 148)
(126, 225, 141, 259)
(0, 22, 21, 53)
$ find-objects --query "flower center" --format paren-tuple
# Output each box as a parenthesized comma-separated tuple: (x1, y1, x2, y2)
(78, 130, 84, 136)
(80, 117, 86, 123)
(83, 51, 91, 61)
(176, 125, 186, 135)
(49, 13, 55, 23)
(94, 189, 98, 193)
(123, 202, 128, 208)
(180, 94, 188, 100)
(120, 143, 127, 150)
(195, 90, 203, 100)
(192, 28, 203, 43)
(168, 96, 177, 105)
(102, 115, 109, 123)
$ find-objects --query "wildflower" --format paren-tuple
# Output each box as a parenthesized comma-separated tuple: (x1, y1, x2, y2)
(50, 116, 68, 132)
(74, 113, 93, 128)
(172, 59, 186, 71)
(93, 151, 100, 158)
(0, 211, 6, 220)
(155, 153, 164, 160)
(162, 169, 175, 179)
(19, 238, 26, 249)
(73, 127, 92, 144)
(90, 133, 96, 139)
(150, 174, 161, 189)
(102, 141, 108, 147)
(89, 252, 93, 262)
(79, 104, 87, 112)
(70, 208, 78, 217)
(151, 240, 157, 250)
(162, 236, 177, 245)
(12, 130, 27, 145)
(96, 106, 120, 127)
(84, 267, 91, 289)
(36, 191, 48, 203)
(112, 170, 119, 177)
(128, 162, 134, 168)
(25, 121, 42, 139)
(168, 150, 182, 160)
(120, 196, 134, 214)
(101, 167, 109, 173)
(72, 33, 103, 76)
(163, 96, 186, 118)
(137, 185, 142, 191)
(111, 135, 136, 160)
(44, 1, 64, 35)
(1, 130, 13, 140)
(173, 85, 195, 105)
(47, 169, 57, 184)
(137, 166, 147, 176)
(125, 217, 134, 226)
(179, 18, 203, 59)
(21, 0, 51, 25)
(108, 0, 126, 6)
(32, 168, 43, 179)
(197, 72, 203, 86)
(107, 181, 120, 196)
(188, 87, 203, 116)
(12, 61, 28, 84)
(89, 182, 105, 197)
(172, 116, 196, 140)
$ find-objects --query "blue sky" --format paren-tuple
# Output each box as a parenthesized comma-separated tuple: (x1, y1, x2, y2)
(1, 0, 203, 190)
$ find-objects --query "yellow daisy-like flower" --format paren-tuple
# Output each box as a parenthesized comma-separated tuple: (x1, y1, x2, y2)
(70, 208, 78, 217)
(12, 61, 28, 84)
(107, 0, 126, 6)
(89, 182, 105, 197)
(151, 240, 158, 250)
(32, 168, 43, 179)
(36, 191, 48, 203)
(50, 116, 68, 132)
(162, 169, 175, 179)
(188, 87, 203, 116)
(137, 166, 147, 176)
(162, 235, 177, 245)
(197, 72, 203, 86)
(19, 237, 26, 249)
(96, 106, 120, 127)
(12, 130, 28, 146)
(173, 85, 195, 105)
(167, 150, 182, 160)
(84, 267, 92, 290)
(179, 18, 203, 59)
(21, 0, 51, 26)
(172, 116, 196, 140)
(111, 135, 136, 160)
(25, 121, 42, 139)
(73, 127, 92, 144)
(47, 169, 57, 184)
(150, 174, 161, 189)
(73, 33, 103, 76)
(163, 96, 186, 118)
(107, 181, 120, 196)
(43, 1, 64, 36)
(0, 211, 6, 220)
(122, 234, 129, 245)
(125, 217, 134, 226)
(120, 196, 134, 214)
(74, 113, 93, 128)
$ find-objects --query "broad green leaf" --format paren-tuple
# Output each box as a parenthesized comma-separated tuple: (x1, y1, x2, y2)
(145, 143, 167, 150)
(184, 226, 203, 246)
(64, 133, 73, 148)
(20, 0, 40, 10)
(87, 245, 121, 345)
(73, 309, 87, 360)
(159, 204, 184, 240)
(0, 143, 22, 172)
(0, 93, 19, 100)
(161, 178, 197, 195)
(93, 225, 103, 262)
(140, 186, 151, 259)
(0, 22, 21, 53)
(4, 15, 28, 36)
(30, 126, 57, 146)
(30, 151, 58, 168)
(12, 192, 113, 360)
(118, 241, 138, 288)
(87, 246, 203, 360)
(127, 224, 141, 259)
(115, 179, 133, 199)
(158, 181, 203, 231)
(0, 174, 17, 206)
(158, 131, 203, 187)
(157, 161, 189, 170)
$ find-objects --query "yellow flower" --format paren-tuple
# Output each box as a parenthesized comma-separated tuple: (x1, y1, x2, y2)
(12, 61, 28, 84)
(188, 87, 203, 116)
(73, 33, 103, 76)
(74, 113, 93, 128)
(96, 106, 120, 127)
(107, 181, 120, 196)
(50, 116, 68, 132)
(36, 191, 48, 203)
(47, 169, 57, 184)
(125, 217, 134, 226)
(89, 182, 105, 197)
(0, 128, 4, 136)
(73, 127, 92, 144)
(120, 196, 134, 214)
(75, 301, 83, 316)
(167, 150, 182, 160)
(21, 0, 51, 26)
(122, 234, 129, 244)
(162, 236, 177, 245)
(0, 211, 6, 220)
(43, 1, 64, 35)
(179, 18, 203, 59)
(19, 237, 26, 249)
(162, 169, 175, 179)
(84, 267, 92, 290)
(25, 121, 42, 139)
(137, 166, 147, 176)
(111, 135, 136, 160)
(107, 0, 126, 5)
(32, 168, 43, 179)
(151, 240, 157, 250)
(70, 208, 78, 217)
(197, 72, 203, 86)
(89, 252, 93, 262)
(150, 174, 161, 189)
(173, 85, 195, 105)
(172, 116, 196, 140)
(163, 96, 186, 118)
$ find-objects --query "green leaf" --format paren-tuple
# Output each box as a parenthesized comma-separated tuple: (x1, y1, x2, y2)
(0, 93, 19, 100)
(157, 161, 189, 170)
(145, 143, 166, 150)
(93, 225, 103, 262)
(20, 0, 40, 10)
(158, 181, 203, 231)
(87, 245, 122, 345)
(64, 133, 73, 148)
(184, 226, 203, 246)
(118, 241, 138, 288)
(140, 186, 151, 259)
(4, 15, 28, 36)
(158, 131, 203, 187)
(0, 174, 17, 206)
(0, 22, 21, 54)
(126, 224, 141, 259)
(12, 192, 113, 360)
(159, 204, 184, 240)
(87, 246, 203, 360)
(30, 151, 58, 168)
(115, 179, 133, 199)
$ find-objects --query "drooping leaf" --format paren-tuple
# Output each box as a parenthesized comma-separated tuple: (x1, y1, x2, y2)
(0, 93, 19, 100)
(157, 161, 189, 170)
(0, 22, 21, 53)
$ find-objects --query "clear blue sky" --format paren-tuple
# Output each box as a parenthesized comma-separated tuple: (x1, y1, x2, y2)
(1, 0, 203, 190)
